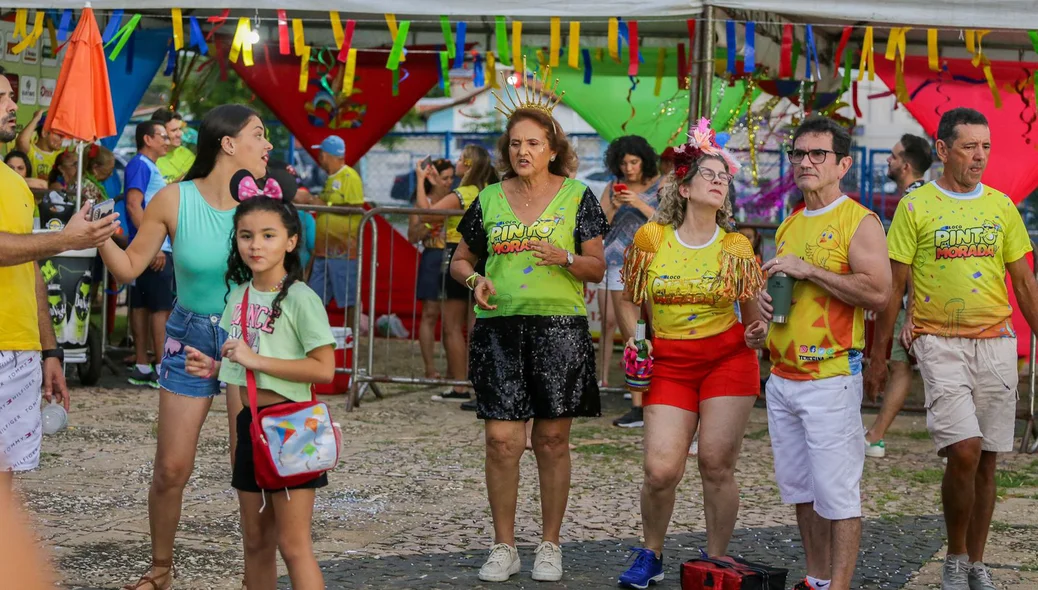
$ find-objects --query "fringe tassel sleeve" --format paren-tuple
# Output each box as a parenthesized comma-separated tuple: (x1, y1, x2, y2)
(714, 232, 767, 302)
(621, 222, 665, 305)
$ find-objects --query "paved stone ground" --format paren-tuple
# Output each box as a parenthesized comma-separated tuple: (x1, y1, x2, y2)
(12, 344, 1038, 589)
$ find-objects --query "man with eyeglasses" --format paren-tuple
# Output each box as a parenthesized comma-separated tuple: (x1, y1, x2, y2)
(756, 116, 891, 590)
(871, 108, 1038, 590)
(124, 120, 173, 388)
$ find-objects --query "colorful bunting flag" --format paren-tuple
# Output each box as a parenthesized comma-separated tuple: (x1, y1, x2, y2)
(568, 21, 580, 69)
(172, 8, 183, 50)
(298, 46, 311, 92)
(549, 17, 560, 67)
(928, 29, 940, 71)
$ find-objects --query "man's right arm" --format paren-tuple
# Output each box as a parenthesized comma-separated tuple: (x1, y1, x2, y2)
(0, 231, 69, 267)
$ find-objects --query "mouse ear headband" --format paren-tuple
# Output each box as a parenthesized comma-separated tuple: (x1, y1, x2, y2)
(230, 168, 298, 203)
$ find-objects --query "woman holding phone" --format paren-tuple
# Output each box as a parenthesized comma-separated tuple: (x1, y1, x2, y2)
(599, 135, 660, 428)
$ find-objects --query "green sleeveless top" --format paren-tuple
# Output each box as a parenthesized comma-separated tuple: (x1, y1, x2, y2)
(459, 178, 610, 319)
(172, 181, 237, 315)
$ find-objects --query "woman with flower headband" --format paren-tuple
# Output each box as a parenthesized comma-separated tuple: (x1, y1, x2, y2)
(616, 120, 766, 589)
(449, 63, 609, 583)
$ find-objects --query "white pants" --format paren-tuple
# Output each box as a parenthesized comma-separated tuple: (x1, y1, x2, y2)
(0, 351, 43, 472)
(766, 372, 864, 520)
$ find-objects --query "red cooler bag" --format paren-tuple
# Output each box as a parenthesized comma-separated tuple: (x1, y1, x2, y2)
(681, 556, 787, 590)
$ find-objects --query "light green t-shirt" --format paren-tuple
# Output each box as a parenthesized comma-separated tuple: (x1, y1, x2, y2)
(218, 281, 336, 402)
(474, 178, 593, 318)
(157, 145, 196, 184)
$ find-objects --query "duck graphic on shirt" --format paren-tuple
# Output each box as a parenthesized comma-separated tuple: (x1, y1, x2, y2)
(805, 224, 843, 270)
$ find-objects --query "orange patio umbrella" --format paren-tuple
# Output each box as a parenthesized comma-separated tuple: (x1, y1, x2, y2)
(43, 5, 117, 208)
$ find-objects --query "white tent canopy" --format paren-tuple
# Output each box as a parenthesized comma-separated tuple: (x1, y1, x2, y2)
(13, 1, 1038, 30)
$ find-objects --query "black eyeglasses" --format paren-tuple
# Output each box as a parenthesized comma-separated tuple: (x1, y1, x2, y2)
(786, 149, 846, 165)
(698, 168, 733, 183)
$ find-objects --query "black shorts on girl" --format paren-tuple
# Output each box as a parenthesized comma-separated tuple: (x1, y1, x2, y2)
(232, 405, 329, 493)
(469, 315, 601, 421)
(415, 247, 445, 301)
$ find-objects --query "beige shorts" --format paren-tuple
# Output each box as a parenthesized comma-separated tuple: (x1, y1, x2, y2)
(912, 335, 1018, 455)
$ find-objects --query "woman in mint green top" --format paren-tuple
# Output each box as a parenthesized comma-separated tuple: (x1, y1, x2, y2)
(96, 104, 274, 590)
(449, 107, 609, 583)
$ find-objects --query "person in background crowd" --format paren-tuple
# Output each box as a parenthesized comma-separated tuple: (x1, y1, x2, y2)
(616, 125, 765, 589)
(869, 108, 1038, 590)
(659, 146, 676, 177)
(4, 150, 47, 190)
(862, 133, 932, 459)
(153, 109, 196, 184)
(409, 158, 455, 381)
(415, 145, 500, 404)
(124, 120, 173, 389)
(599, 135, 661, 429)
(450, 105, 608, 584)
(47, 150, 77, 192)
(80, 145, 117, 204)
(757, 115, 891, 590)
(295, 136, 365, 328)
(0, 67, 118, 488)
(16, 109, 64, 180)
(99, 104, 271, 590)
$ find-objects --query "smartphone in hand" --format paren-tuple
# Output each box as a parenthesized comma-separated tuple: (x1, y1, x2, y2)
(613, 183, 628, 193)
(90, 199, 115, 221)
(419, 156, 433, 170)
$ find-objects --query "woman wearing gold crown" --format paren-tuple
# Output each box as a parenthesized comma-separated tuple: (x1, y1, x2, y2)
(449, 62, 609, 583)
(616, 119, 766, 588)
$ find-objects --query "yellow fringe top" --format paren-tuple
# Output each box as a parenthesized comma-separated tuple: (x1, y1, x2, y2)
(621, 223, 765, 306)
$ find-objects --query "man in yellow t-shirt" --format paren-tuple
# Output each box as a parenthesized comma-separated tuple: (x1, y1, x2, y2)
(15, 109, 63, 180)
(0, 72, 120, 486)
(297, 136, 364, 324)
(758, 116, 891, 590)
(871, 108, 1038, 590)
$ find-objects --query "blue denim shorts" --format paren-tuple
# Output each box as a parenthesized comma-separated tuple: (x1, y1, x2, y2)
(158, 302, 229, 398)
(308, 256, 358, 308)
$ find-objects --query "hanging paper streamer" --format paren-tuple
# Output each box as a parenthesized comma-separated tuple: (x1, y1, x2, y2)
(971, 30, 990, 67)
(163, 43, 176, 76)
(206, 10, 230, 42)
(687, 19, 696, 72)
(473, 52, 485, 87)
(341, 48, 357, 97)
(385, 14, 398, 38)
(487, 52, 498, 89)
(13, 11, 44, 55)
(106, 13, 141, 61)
(677, 43, 688, 89)
(745, 22, 756, 73)
(57, 10, 73, 42)
(608, 18, 619, 62)
(439, 16, 456, 60)
(330, 12, 344, 50)
(833, 26, 853, 78)
(858, 26, 875, 81)
(337, 19, 355, 63)
(229, 17, 254, 67)
(568, 21, 580, 69)
(293, 19, 305, 56)
(101, 9, 123, 44)
(276, 10, 289, 55)
(885, 27, 910, 102)
(440, 51, 451, 97)
(841, 42, 853, 93)
(979, 63, 1001, 108)
(298, 46, 311, 92)
(1029, 31, 1038, 56)
(582, 48, 592, 84)
(454, 22, 467, 68)
(511, 21, 522, 75)
(495, 16, 510, 66)
(852, 80, 862, 118)
(654, 47, 666, 96)
(172, 8, 183, 50)
(804, 25, 820, 81)
(627, 20, 639, 77)
(44, 15, 57, 58)
(549, 18, 561, 68)
(725, 20, 736, 74)
(779, 24, 793, 79)
(189, 16, 207, 55)
(391, 68, 399, 97)
(927, 29, 940, 72)
(385, 20, 410, 70)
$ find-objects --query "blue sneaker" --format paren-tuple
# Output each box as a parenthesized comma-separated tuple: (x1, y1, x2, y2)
(618, 548, 664, 589)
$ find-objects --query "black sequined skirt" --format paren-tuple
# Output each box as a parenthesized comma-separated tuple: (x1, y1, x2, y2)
(469, 315, 601, 421)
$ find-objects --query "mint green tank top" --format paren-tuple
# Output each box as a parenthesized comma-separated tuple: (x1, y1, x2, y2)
(172, 181, 237, 315)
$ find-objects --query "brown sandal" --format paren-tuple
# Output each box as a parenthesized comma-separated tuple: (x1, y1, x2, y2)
(123, 558, 175, 590)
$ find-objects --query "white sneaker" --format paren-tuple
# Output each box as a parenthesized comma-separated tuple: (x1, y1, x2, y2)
(531, 541, 563, 582)
(478, 543, 520, 582)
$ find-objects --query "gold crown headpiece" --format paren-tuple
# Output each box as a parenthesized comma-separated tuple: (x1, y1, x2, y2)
(490, 56, 565, 120)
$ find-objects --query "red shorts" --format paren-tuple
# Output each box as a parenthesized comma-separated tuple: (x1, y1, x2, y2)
(644, 323, 760, 413)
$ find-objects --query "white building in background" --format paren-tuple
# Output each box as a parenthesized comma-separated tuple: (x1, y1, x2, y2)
(849, 78, 927, 151)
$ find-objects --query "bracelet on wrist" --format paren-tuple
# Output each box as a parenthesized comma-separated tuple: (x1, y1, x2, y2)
(465, 272, 482, 290)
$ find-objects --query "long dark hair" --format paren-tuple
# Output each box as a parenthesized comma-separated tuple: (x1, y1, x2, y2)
(184, 104, 259, 181)
(224, 196, 304, 323)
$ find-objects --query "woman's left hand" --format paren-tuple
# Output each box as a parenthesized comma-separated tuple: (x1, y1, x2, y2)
(744, 319, 768, 350)
(529, 240, 569, 267)
(221, 338, 261, 370)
